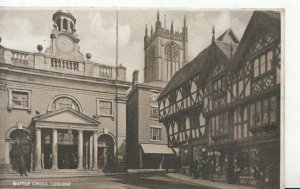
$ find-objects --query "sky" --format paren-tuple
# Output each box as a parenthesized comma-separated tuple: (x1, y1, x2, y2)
(0, 8, 252, 82)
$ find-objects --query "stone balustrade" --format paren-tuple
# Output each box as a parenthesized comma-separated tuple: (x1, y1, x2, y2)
(99, 66, 112, 77)
(51, 58, 80, 71)
(0, 47, 126, 80)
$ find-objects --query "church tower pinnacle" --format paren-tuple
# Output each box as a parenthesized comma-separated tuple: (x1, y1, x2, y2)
(144, 11, 189, 83)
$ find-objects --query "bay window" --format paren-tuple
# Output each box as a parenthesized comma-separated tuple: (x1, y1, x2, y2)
(249, 96, 278, 128)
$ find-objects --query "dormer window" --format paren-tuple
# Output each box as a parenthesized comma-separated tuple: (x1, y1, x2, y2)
(212, 76, 226, 95)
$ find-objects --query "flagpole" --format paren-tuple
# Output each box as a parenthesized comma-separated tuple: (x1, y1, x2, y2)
(115, 10, 119, 160)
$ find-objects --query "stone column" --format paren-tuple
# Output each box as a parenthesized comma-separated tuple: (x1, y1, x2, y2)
(92, 132, 98, 170)
(34, 128, 42, 171)
(89, 135, 93, 169)
(51, 129, 58, 170)
(77, 130, 83, 170)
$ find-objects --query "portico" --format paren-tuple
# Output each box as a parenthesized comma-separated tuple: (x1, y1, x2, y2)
(33, 107, 100, 171)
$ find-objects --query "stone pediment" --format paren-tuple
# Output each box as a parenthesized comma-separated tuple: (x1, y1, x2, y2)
(33, 108, 99, 125)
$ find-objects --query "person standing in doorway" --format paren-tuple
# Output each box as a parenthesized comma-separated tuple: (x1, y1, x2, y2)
(17, 141, 28, 176)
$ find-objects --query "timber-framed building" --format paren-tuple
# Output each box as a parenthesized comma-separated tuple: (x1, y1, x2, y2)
(158, 11, 281, 188)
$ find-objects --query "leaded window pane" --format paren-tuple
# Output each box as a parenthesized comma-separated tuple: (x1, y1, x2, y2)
(270, 97, 277, 123)
(254, 59, 259, 77)
(243, 123, 248, 138)
(267, 51, 273, 71)
(260, 55, 266, 74)
(256, 101, 262, 126)
(250, 104, 255, 127)
(263, 99, 269, 124)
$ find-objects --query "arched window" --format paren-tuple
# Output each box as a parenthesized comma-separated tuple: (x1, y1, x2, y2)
(63, 18, 68, 30)
(57, 19, 61, 31)
(165, 42, 180, 80)
(50, 96, 81, 112)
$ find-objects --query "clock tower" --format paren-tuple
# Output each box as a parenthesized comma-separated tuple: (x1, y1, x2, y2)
(45, 10, 84, 62)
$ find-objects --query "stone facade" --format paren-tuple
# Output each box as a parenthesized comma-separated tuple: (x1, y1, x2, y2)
(0, 10, 130, 173)
(126, 11, 187, 169)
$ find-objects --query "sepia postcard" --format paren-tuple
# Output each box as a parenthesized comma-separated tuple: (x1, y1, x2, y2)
(0, 7, 283, 189)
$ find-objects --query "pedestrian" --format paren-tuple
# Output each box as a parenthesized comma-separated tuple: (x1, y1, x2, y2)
(17, 143, 28, 176)
(19, 154, 28, 176)
(165, 156, 169, 173)
(192, 160, 199, 178)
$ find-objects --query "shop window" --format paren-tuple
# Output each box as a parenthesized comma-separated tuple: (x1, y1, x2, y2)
(150, 127, 161, 141)
(8, 89, 31, 111)
(150, 106, 159, 119)
(97, 100, 112, 115)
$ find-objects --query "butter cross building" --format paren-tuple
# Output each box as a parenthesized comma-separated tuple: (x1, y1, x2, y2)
(0, 10, 130, 173)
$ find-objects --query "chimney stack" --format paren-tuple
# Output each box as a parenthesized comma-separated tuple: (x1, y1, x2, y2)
(132, 70, 139, 87)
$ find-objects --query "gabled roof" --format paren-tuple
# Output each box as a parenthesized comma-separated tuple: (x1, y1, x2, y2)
(217, 28, 239, 44)
(158, 28, 239, 99)
(233, 11, 281, 68)
(33, 107, 100, 125)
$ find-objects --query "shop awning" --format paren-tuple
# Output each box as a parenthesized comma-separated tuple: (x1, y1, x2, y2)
(140, 144, 175, 154)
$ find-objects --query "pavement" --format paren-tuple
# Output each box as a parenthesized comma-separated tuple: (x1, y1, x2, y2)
(0, 171, 214, 189)
(0, 169, 257, 189)
(166, 173, 257, 189)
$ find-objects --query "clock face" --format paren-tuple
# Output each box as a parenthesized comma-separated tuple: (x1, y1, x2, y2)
(56, 35, 75, 53)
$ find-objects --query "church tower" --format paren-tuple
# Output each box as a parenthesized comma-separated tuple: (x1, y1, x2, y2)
(144, 11, 188, 83)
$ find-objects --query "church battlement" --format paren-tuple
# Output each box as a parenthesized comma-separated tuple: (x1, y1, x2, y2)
(144, 11, 188, 50)
(143, 11, 188, 83)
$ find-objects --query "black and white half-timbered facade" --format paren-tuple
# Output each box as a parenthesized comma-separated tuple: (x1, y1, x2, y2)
(158, 11, 281, 189)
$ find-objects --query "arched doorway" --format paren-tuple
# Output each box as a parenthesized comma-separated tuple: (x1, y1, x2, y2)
(9, 129, 32, 173)
(97, 134, 114, 169)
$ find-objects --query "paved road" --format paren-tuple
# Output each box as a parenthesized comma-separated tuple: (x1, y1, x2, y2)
(0, 172, 215, 189)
